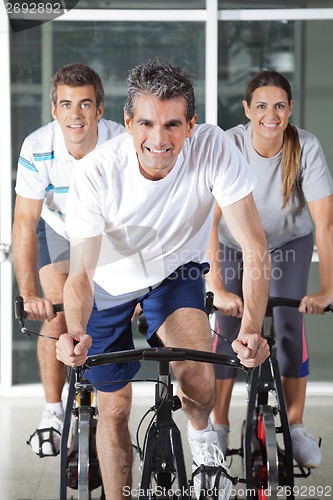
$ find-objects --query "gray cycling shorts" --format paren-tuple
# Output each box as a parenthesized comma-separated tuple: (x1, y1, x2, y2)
(213, 233, 313, 379)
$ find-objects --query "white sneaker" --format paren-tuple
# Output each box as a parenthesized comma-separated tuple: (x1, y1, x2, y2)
(214, 425, 229, 458)
(290, 425, 321, 469)
(28, 410, 63, 457)
(187, 424, 232, 500)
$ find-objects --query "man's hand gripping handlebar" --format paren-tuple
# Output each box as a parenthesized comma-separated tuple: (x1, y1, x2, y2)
(14, 295, 63, 340)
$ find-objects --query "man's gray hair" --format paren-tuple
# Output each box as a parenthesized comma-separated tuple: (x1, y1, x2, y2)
(124, 60, 196, 122)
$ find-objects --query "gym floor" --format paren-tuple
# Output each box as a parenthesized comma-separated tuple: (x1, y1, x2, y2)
(1, 382, 332, 500)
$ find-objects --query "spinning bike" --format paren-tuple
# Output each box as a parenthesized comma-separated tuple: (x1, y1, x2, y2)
(213, 296, 332, 500)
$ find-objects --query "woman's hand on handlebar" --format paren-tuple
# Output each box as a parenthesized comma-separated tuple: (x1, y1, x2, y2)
(299, 292, 333, 314)
(213, 289, 243, 318)
(231, 333, 269, 368)
(56, 333, 92, 367)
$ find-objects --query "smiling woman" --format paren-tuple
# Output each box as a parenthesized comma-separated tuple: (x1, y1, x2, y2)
(207, 69, 333, 470)
(242, 86, 293, 158)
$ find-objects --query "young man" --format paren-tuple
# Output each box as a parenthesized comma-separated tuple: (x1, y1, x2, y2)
(12, 63, 124, 457)
(55, 60, 270, 500)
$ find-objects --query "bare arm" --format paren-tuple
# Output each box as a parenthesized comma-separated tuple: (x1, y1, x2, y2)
(205, 202, 243, 317)
(299, 194, 333, 314)
(13, 195, 42, 297)
(222, 193, 271, 366)
(56, 235, 101, 366)
(12, 195, 56, 320)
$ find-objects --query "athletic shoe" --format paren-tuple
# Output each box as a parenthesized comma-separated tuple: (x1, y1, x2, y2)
(27, 410, 63, 457)
(188, 425, 232, 500)
(290, 425, 321, 468)
(215, 425, 229, 457)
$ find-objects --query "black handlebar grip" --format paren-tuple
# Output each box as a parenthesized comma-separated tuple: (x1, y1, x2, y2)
(14, 295, 25, 321)
(137, 314, 148, 336)
(14, 295, 63, 319)
(205, 291, 214, 315)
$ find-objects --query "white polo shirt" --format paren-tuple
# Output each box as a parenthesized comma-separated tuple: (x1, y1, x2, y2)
(15, 118, 125, 238)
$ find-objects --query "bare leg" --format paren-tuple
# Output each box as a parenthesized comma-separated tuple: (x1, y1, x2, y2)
(96, 384, 132, 500)
(212, 379, 235, 426)
(157, 308, 215, 430)
(157, 308, 234, 498)
(38, 264, 67, 404)
(281, 375, 307, 425)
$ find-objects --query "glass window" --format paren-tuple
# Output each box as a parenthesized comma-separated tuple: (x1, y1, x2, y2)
(217, 19, 333, 180)
(218, 20, 297, 130)
(10, 20, 206, 134)
(8, 11, 333, 386)
(10, 26, 43, 165)
(302, 20, 333, 178)
(52, 21, 206, 124)
(77, 1, 206, 9)
(218, 1, 333, 8)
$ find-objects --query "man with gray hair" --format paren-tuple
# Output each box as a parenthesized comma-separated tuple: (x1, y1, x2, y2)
(56, 60, 270, 500)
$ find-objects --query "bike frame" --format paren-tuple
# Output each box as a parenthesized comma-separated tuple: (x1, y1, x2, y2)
(83, 346, 240, 500)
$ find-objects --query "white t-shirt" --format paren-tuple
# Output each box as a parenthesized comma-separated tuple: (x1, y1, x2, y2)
(15, 119, 125, 238)
(219, 123, 333, 250)
(66, 123, 257, 302)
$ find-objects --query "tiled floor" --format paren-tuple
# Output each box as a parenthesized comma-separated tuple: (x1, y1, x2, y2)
(0, 383, 332, 500)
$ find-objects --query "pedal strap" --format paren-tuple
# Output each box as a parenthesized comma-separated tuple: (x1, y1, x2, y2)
(193, 463, 241, 499)
(193, 464, 228, 500)
(27, 426, 61, 458)
(193, 464, 238, 483)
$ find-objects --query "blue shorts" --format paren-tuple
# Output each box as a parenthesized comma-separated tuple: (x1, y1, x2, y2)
(85, 261, 209, 392)
(37, 218, 69, 271)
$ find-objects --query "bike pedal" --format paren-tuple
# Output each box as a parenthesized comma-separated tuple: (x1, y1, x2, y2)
(66, 459, 78, 490)
(227, 447, 243, 457)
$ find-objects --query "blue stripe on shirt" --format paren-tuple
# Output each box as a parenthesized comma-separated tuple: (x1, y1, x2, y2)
(33, 151, 55, 161)
(46, 184, 69, 194)
(18, 156, 38, 172)
(44, 203, 65, 218)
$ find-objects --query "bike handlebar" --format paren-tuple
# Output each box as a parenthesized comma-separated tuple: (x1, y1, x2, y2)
(265, 296, 332, 316)
(83, 346, 241, 371)
(210, 294, 332, 316)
